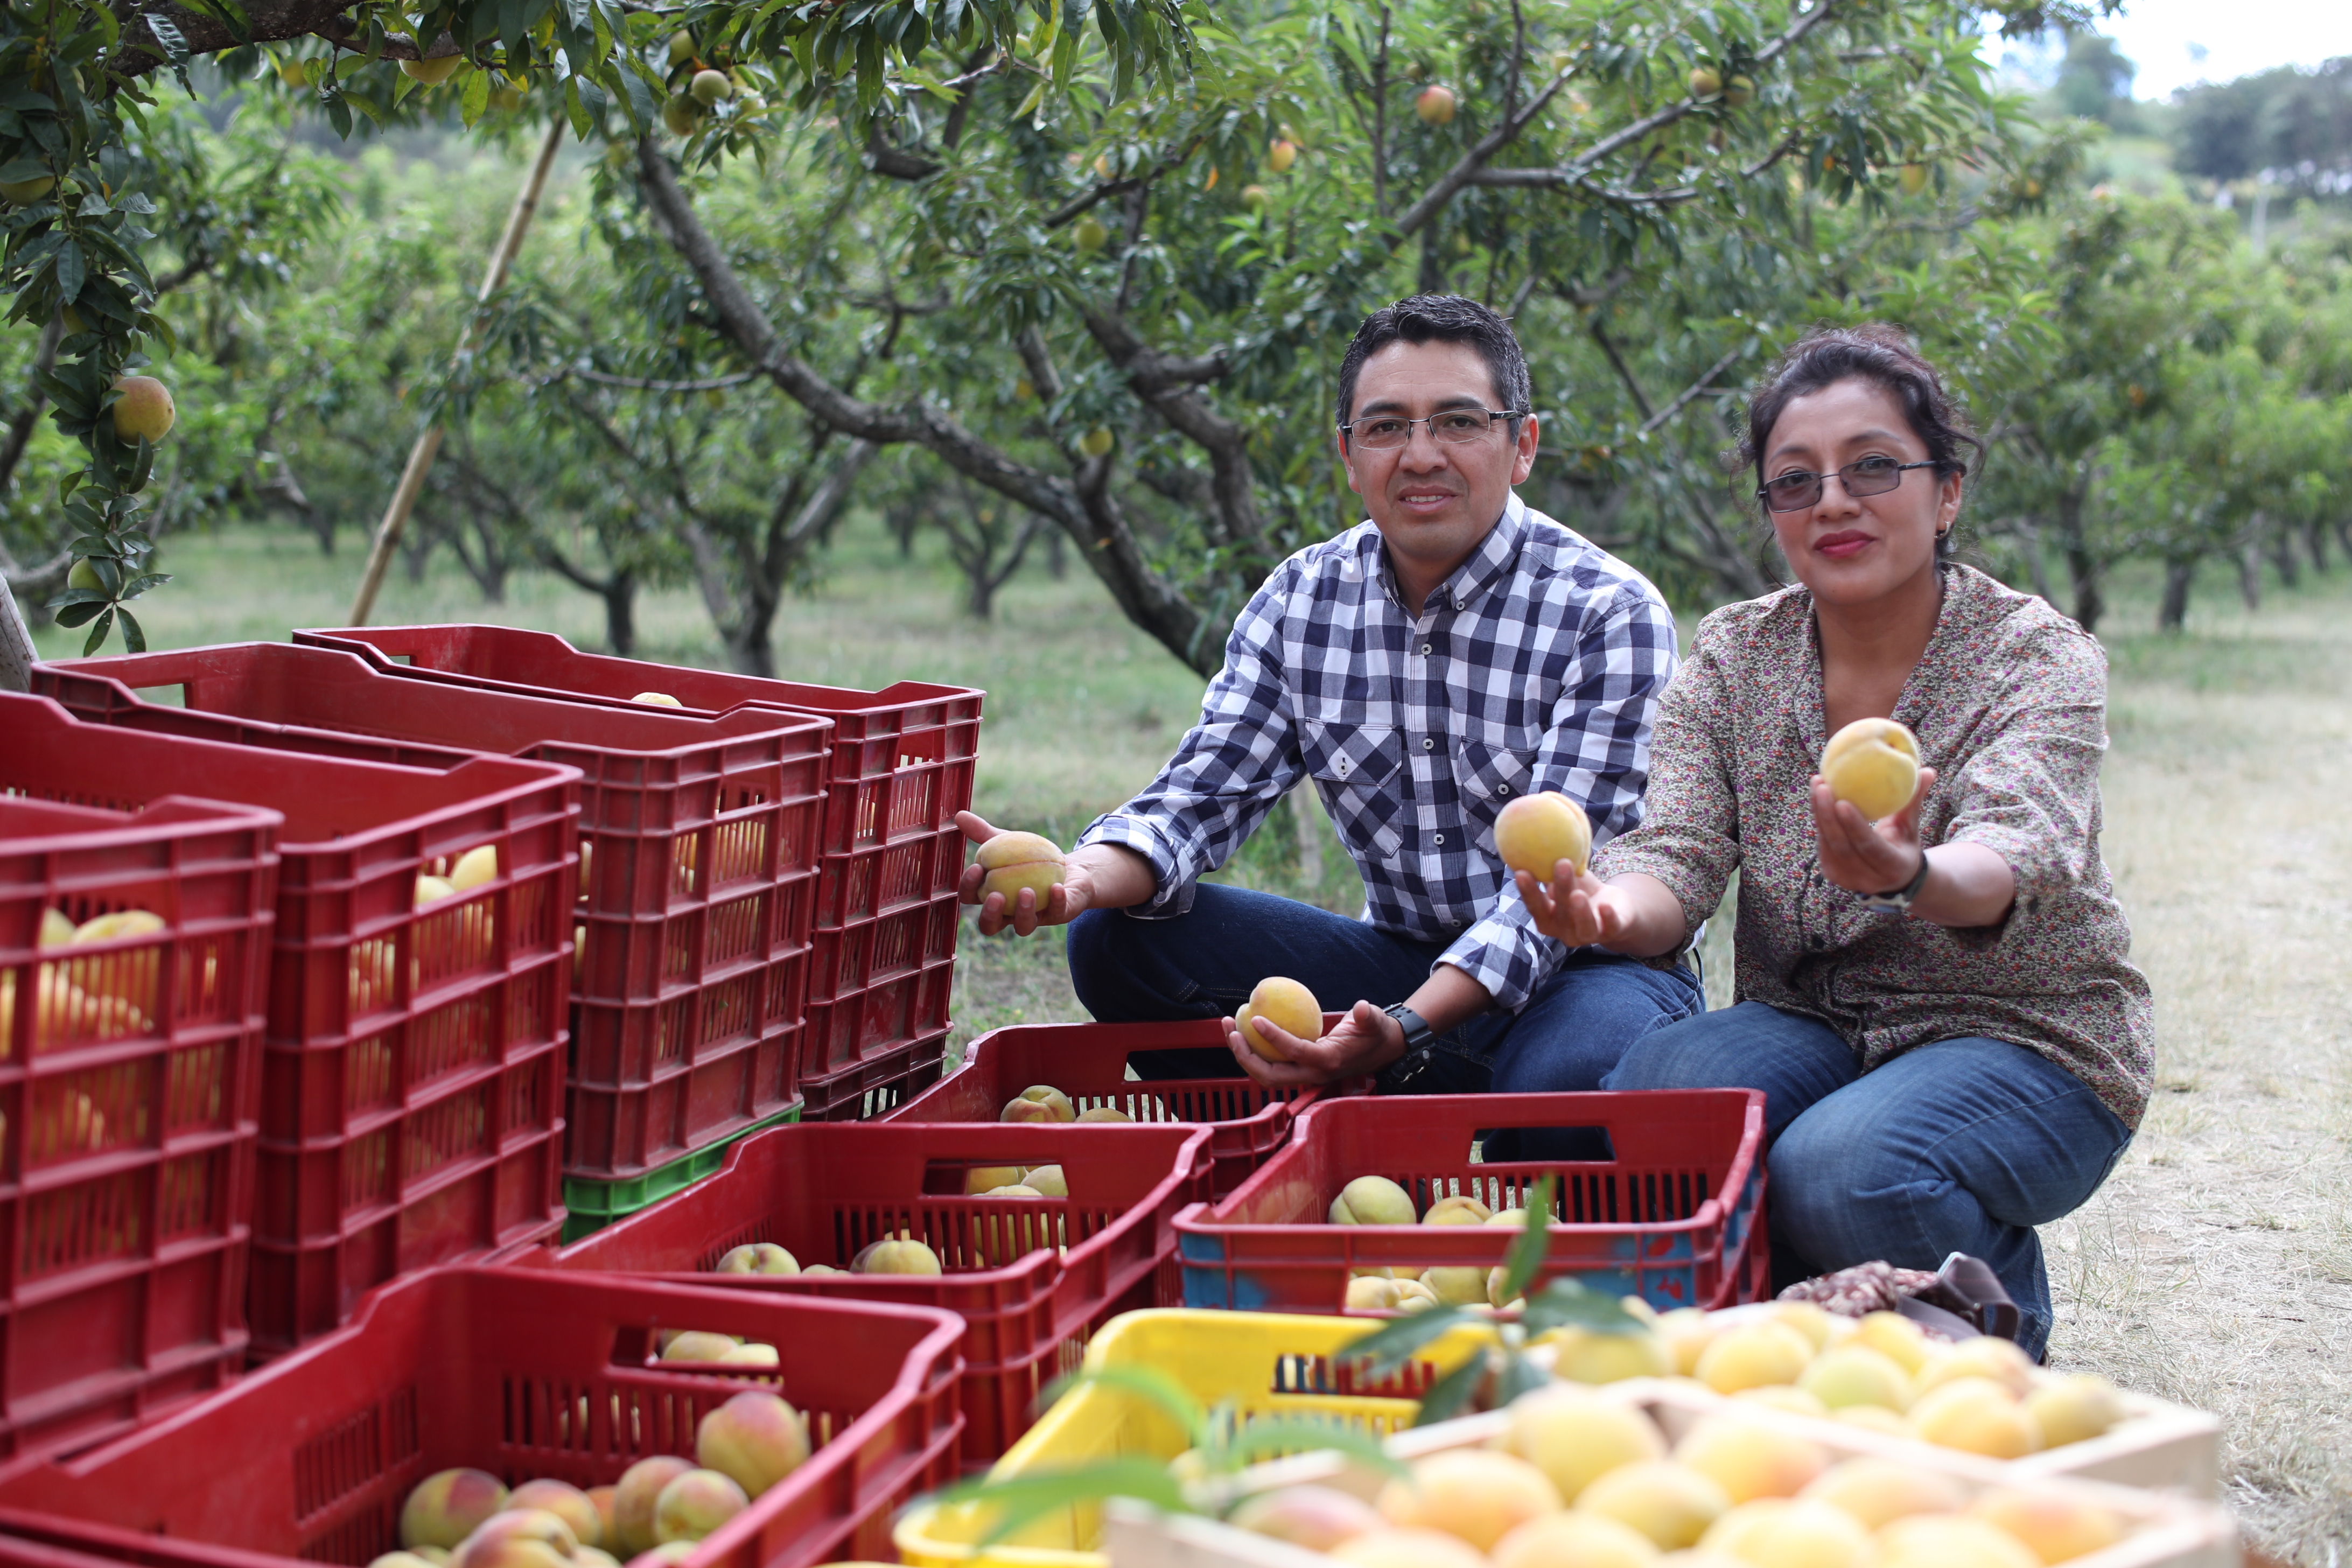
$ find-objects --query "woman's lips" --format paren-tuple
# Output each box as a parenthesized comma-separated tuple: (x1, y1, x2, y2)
(1812, 529, 1875, 560)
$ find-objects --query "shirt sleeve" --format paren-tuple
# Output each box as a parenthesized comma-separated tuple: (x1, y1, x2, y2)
(1938, 624, 2110, 914)
(1073, 569, 1305, 917)
(1440, 580, 1682, 1011)
(1588, 613, 1745, 948)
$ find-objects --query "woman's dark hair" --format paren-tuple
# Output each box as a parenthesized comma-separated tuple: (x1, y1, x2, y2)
(1737, 324, 1983, 560)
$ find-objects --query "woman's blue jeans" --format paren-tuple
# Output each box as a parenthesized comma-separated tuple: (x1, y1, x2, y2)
(1067, 882, 1704, 1159)
(1601, 1001, 2131, 1359)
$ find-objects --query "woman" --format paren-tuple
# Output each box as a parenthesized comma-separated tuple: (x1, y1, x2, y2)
(1524, 324, 2152, 1359)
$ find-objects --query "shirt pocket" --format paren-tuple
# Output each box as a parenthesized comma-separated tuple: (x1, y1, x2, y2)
(1301, 721, 1406, 859)
(1455, 740, 1537, 849)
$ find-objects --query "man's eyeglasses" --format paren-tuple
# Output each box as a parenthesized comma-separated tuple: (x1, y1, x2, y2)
(1757, 456, 1941, 513)
(1340, 409, 1525, 450)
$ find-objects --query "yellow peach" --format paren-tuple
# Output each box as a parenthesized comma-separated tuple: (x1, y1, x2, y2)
(1798, 1458, 1969, 1530)
(1907, 1377, 2042, 1459)
(1695, 1322, 1813, 1395)
(1674, 1416, 1828, 1503)
(1330, 1175, 1417, 1226)
(1376, 1449, 1563, 1553)
(1496, 1383, 1668, 1504)
(1494, 1511, 1661, 1568)
(1966, 1488, 2126, 1565)
(1578, 1462, 1732, 1551)
(1494, 790, 1593, 880)
(1237, 976, 1321, 1061)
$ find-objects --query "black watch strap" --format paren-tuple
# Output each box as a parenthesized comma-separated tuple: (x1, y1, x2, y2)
(1860, 851, 1933, 914)
(1383, 1002, 1437, 1054)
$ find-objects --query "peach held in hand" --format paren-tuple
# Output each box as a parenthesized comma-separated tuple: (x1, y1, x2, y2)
(1235, 975, 1320, 1062)
(1821, 718, 1921, 822)
(1494, 790, 1593, 881)
(975, 832, 1065, 905)
(402, 1469, 513, 1551)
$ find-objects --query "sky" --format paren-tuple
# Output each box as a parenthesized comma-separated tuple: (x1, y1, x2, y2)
(1986, 0, 2352, 101)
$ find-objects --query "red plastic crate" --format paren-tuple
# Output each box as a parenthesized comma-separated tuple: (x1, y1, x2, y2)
(795, 1028, 950, 1122)
(0, 1265, 964, 1568)
(885, 1019, 1370, 1197)
(38, 646, 832, 1181)
(292, 625, 981, 1111)
(0, 695, 577, 1357)
(531, 1118, 1214, 1465)
(0, 783, 279, 1461)
(1174, 1090, 1769, 1315)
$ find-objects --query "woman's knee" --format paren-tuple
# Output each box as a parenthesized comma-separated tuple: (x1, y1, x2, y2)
(1766, 1112, 1933, 1269)
(1598, 1005, 1755, 1090)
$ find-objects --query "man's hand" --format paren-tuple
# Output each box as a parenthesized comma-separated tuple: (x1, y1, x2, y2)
(1516, 862, 1642, 949)
(1811, 766, 1938, 898)
(1220, 999, 1409, 1088)
(956, 810, 1090, 936)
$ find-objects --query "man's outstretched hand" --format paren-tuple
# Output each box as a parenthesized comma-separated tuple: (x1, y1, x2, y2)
(1221, 999, 1407, 1088)
(956, 810, 1089, 936)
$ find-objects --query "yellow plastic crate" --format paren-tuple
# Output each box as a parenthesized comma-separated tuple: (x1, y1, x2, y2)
(892, 1308, 1496, 1568)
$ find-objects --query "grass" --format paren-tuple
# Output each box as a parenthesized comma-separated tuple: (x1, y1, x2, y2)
(32, 517, 2352, 1562)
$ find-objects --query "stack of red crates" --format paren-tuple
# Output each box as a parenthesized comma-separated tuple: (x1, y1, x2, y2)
(292, 626, 982, 1120)
(1, 693, 578, 1357)
(36, 644, 832, 1189)
(0, 731, 281, 1457)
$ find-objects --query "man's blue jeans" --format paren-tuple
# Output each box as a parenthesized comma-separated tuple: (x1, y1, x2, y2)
(1066, 882, 1704, 1159)
(1601, 1001, 2131, 1359)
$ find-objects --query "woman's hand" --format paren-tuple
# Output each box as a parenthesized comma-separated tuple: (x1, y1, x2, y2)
(1810, 766, 1938, 897)
(1221, 1000, 1407, 1088)
(1517, 863, 1642, 949)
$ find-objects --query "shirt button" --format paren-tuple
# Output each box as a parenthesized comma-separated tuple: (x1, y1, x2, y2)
(1495, 783, 1510, 796)
(1421, 642, 1432, 655)
(1422, 737, 1436, 751)
(1434, 833, 1446, 845)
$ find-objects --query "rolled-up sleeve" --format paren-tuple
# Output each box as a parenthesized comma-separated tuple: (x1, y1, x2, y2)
(1441, 582, 1681, 1010)
(1075, 571, 1304, 917)
(1589, 624, 1745, 947)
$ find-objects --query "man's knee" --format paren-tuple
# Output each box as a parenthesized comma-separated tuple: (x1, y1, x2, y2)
(1066, 908, 1202, 1023)
(1493, 960, 1699, 1095)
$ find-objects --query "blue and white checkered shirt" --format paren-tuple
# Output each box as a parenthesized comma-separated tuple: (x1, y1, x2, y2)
(1077, 494, 1680, 1012)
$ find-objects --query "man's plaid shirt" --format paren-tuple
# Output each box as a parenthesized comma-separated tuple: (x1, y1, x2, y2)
(1077, 494, 1679, 1012)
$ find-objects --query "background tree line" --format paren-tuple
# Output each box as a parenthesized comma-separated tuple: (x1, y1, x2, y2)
(4, 2, 2348, 671)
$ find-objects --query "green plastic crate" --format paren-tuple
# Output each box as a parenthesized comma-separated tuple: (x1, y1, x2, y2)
(559, 1100, 801, 1241)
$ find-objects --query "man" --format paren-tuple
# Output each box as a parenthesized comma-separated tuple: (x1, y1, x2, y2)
(956, 295, 1699, 1119)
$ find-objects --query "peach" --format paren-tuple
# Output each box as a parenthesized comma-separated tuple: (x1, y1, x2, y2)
(713, 1243, 799, 1276)
(1694, 1322, 1812, 1395)
(1420, 1266, 1489, 1307)
(1731, 1387, 1828, 1418)
(1798, 1458, 1968, 1530)
(1698, 1499, 1870, 1568)
(1831, 1406, 1909, 1437)
(852, 1236, 943, 1275)
(975, 832, 1065, 905)
(1763, 1303, 1835, 1353)
(585, 1489, 618, 1548)
(1076, 1106, 1133, 1123)
(110, 376, 176, 443)
(450, 846, 500, 892)
(39, 908, 75, 947)
(1878, 1516, 2040, 1568)
(621, 1549, 694, 1568)
(1545, 1326, 1677, 1385)
(402, 1469, 513, 1550)
(1375, 1449, 1562, 1552)
(962, 1165, 1027, 1195)
(1227, 1485, 1384, 1551)
(1496, 1383, 1667, 1504)
(371, 1554, 444, 1568)
(1656, 1308, 1718, 1376)
(631, 693, 682, 707)
(716, 1342, 779, 1367)
(697, 1390, 811, 1499)
(1853, 1311, 1931, 1374)
(2024, 1375, 2125, 1448)
(1799, 1346, 1914, 1412)
(1494, 791, 1593, 881)
(1023, 1165, 1068, 1197)
(1423, 1195, 1494, 1226)
(611, 1458, 694, 1556)
(1237, 976, 1321, 1062)
(1331, 1527, 1488, 1568)
(1485, 1208, 1529, 1228)
(658, 1332, 741, 1363)
(1346, 1275, 1406, 1311)
(1494, 1511, 1660, 1568)
(999, 1086, 1075, 1123)
(454, 1510, 576, 1568)
(1915, 1336, 2035, 1399)
(1329, 1174, 1416, 1225)
(652, 1469, 748, 1544)
(1578, 1462, 1732, 1551)
(1821, 718, 1920, 821)
(508, 1483, 601, 1549)
(1673, 1417, 1827, 1503)
(1907, 1377, 2041, 1459)
(1967, 1489, 2125, 1565)
(575, 1552, 620, 1568)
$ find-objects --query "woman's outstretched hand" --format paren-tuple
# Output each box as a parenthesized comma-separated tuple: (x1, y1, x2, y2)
(1811, 766, 1938, 897)
(1517, 862, 1642, 949)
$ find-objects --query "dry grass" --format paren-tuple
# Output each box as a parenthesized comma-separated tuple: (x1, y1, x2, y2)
(2040, 569, 2352, 1565)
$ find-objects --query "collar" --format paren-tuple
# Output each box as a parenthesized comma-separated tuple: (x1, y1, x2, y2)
(1366, 493, 1528, 618)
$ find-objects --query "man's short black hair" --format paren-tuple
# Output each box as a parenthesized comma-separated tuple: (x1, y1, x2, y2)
(1335, 294, 1533, 431)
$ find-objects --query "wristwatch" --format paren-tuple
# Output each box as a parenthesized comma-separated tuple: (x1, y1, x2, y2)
(1383, 1002, 1437, 1056)
(1860, 851, 1933, 915)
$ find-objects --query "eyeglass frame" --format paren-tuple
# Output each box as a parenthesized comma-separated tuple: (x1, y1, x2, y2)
(1755, 457, 1944, 513)
(1337, 408, 1529, 450)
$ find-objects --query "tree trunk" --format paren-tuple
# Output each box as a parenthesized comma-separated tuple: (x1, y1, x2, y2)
(2237, 543, 2262, 611)
(2158, 557, 2197, 633)
(2263, 515, 2297, 591)
(2305, 519, 2329, 574)
(1045, 522, 1066, 580)
(604, 569, 637, 656)
(2057, 477, 2103, 632)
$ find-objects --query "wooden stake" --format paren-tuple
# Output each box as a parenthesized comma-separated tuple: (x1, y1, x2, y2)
(348, 120, 566, 628)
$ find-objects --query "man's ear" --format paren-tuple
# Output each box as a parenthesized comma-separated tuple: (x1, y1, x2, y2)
(1510, 412, 1540, 486)
(1336, 429, 1364, 496)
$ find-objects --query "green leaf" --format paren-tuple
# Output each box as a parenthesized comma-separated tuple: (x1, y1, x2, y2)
(80, 606, 115, 652)
(1520, 1278, 1647, 1339)
(461, 62, 493, 125)
(1410, 1353, 1488, 1428)
(1340, 1304, 1475, 1381)
(117, 606, 145, 653)
(1496, 1174, 1558, 1306)
(931, 1458, 1192, 1548)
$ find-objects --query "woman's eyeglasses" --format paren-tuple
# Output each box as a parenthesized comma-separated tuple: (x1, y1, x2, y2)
(1758, 456, 1940, 513)
(1339, 409, 1525, 449)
